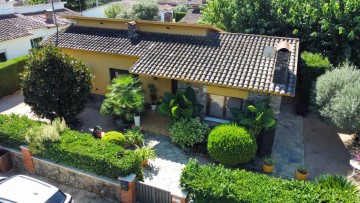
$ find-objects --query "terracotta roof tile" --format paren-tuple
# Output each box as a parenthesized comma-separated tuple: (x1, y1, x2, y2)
(44, 25, 299, 96)
(179, 9, 202, 24)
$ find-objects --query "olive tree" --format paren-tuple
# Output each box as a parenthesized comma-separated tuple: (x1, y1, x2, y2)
(117, 0, 159, 21)
(312, 64, 360, 135)
(104, 4, 123, 19)
(21, 44, 93, 122)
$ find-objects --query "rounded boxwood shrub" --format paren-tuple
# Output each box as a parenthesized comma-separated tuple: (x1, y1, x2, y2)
(169, 117, 210, 149)
(102, 131, 126, 146)
(207, 124, 257, 165)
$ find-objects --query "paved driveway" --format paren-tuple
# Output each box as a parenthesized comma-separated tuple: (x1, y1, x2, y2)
(1, 168, 117, 203)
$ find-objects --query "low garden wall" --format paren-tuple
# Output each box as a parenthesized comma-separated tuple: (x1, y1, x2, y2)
(4, 146, 122, 201)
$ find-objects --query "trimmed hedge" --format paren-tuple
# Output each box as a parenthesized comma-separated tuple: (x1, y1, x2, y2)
(103, 131, 126, 146)
(181, 159, 359, 203)
(299, 52, 331, 105)
(0, 114, 143, 180)
(40, 130, 143, 180)
(0, 114, 41, 148)
(207, 124, 257, 165)
(0, 56, 27, 98)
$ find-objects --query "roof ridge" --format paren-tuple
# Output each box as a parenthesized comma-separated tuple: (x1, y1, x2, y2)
(220, 32, 300, 40)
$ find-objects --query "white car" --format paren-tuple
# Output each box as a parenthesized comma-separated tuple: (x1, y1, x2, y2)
(0, 175, 73, 203)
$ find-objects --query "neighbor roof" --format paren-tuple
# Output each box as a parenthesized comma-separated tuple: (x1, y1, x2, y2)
(0, 8, 78, 42)
(45, 24, 299, 96)
(179, 9, 203, 24)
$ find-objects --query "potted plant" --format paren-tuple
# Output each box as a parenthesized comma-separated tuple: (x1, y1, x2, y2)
(148, 83, 158, 110)
(0, 148, 12, 173)
(100, 75, 144, 128)
(135, 145, 156, 167)
(295, 165, 309, 180)
(262, 155, 275, 173)
(124, 127, 144, 147)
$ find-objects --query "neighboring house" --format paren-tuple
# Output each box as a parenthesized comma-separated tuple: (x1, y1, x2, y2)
(82, 0, 187, 22)
(179, 0, 205, 24)
(44, 16, 299, 122)
(179, 8, 202, 24)
(0, 1, 78, 61)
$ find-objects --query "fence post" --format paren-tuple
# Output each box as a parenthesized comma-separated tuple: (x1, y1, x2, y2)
(171, 194, 187, 203)
(118, 174, 136, 203)
(20, 145, 36, 175)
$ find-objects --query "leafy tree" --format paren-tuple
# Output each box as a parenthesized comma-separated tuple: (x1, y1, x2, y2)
(312, 64, 360, 135)
(104, 4, 123, 18)
(117, 0, 159, 21)
(21, 44, 93, 122)
(202, 0, 360, 66)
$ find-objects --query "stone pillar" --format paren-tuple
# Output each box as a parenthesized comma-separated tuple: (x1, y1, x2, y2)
(269, 94, 282, 118)
(20, 145, 35, 175)
(177, 81, 207, 117)
(171, 194, 187, 203)
(118, 174, 136, 203)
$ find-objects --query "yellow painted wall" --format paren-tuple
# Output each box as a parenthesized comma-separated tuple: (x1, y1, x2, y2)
(62, 48, 171, 100)
(75, 18, 211, 36)
(63, 48, 139, 95)
(206, 85, 249, 99)
(140, 75, 172, 103)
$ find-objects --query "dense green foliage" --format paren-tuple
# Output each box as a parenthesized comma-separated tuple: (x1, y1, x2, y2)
(169, 117, 210, 149)
(104, 4, 123, 18)
(312, 64, 360, 134)
(25, 118, 67, 154)
(159, 87, 204, 119)
(207, 124, 257, 165)
(102, 131, 126, 146)
(0, 56, 27, 98)
(175, 12, 186, 22)
(202, 0, 360, 66)
(134, 145, 156, 161)
(100, 74, 144, 121)
(298, 52, 332, 109)
(40, 129, 143, 180)
(21, 44, 93, 122)
(0, 114, 41, 148)
(181, 159, 359, 203)
(124, 128, 144, 146)
(0, 114, 142, 180)
(116, 0, 159, 21)
(230, 101, 276, 137)
(313, 174, 358, 196)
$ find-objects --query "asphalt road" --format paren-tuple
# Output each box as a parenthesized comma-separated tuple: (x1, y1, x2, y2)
(1, 168, 118, 203)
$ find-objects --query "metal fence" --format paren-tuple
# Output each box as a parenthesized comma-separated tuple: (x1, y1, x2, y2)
(135, 181, 172, 203)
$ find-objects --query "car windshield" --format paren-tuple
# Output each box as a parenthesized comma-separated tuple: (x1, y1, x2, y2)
(45, 190, 66, 203)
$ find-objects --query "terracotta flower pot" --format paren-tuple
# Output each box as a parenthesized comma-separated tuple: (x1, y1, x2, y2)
(262, 163, 274, 173)
(295, 170, 308, 180)
(0, 149, 12, 173)
(141, 159, 148, 167)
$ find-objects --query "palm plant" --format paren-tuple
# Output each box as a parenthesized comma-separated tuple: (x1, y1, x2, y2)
(100, 75, 144, 121)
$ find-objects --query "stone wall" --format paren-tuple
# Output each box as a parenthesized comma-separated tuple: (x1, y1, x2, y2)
(247, 92, 282, 118)
(177, 81, 207, 117)
(5, 147, 121, 201)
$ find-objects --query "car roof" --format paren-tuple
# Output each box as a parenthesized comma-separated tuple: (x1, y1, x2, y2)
(0, 175, 59, 203)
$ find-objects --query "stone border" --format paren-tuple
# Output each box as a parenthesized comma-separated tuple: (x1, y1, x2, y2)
(2, 146, 122, 201)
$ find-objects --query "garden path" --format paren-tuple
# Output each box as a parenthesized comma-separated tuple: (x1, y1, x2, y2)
(271, 97, 304, 178)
